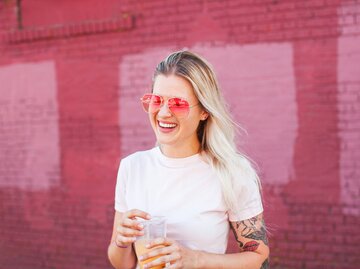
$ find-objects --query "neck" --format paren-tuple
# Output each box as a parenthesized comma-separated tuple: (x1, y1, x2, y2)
(159, 143, 201, 158)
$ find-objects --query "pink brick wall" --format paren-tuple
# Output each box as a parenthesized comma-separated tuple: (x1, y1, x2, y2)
(0, 1, 359, 268)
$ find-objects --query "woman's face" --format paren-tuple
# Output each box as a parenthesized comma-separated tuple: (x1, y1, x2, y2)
(150, 74, 207, 156)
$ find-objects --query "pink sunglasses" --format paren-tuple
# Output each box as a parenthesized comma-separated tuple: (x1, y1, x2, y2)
(140, 93, 199, 118)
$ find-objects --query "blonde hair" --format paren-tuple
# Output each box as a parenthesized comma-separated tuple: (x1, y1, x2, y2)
(153, 50, 261, 214)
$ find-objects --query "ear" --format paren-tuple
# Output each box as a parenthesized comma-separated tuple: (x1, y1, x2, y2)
(200, 111, 209, 121)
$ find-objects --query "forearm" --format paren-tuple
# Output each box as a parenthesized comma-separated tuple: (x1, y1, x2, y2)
(196, 250, 269, 269)
(107, 241, 138, 269)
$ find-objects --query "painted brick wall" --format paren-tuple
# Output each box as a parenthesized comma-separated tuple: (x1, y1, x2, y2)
(0, 0, 359, 268)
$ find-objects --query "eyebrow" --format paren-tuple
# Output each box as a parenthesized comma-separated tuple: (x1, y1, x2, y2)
(152, 92, 189, 100)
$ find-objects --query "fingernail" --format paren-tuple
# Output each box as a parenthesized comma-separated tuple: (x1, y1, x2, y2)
(138, 223, 144, 229)
(145, 243, 150, 248)
(146, 214, 151, 219)
(139, 256, 144, 261)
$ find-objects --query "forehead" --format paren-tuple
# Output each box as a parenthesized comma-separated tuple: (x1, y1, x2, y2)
(153, 74, 197, 100)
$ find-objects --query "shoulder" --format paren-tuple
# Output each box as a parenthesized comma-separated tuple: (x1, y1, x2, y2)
(120, 147, 157, 167)
(237, 156, 257, 176)
(233, 155, 260, 189)
(228, 160, 263, 221)
(116, 147, 157, 181)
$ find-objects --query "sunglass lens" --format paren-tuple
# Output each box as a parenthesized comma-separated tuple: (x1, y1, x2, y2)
(141, 94, 161, 113)
(141, 94, 151, 112)
(168, 98, 190, 118)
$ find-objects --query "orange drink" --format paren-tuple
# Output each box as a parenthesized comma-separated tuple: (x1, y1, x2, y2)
(135, 216, 167, 269)
(134, 239, 164, 269)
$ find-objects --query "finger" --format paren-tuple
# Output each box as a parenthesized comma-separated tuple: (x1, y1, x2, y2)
(117, 226, 144, 237)
(143, 253, 180, 269)
(147, 237, 174, 248)
(121, 218, 144, 230)
(140, 245, 178, 261)
(165, 264, 178, 269)
(165, 261, 181, 269)
(126, 209, 151, 220)
(116, 234, 136, 245)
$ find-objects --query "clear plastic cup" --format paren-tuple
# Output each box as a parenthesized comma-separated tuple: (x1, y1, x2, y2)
(134, 216, 167, 269)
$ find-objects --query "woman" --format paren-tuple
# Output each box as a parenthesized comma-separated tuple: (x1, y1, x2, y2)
(108, 51, 269, 269)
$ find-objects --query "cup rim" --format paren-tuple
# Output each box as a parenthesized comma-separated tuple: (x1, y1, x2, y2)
(137, 215, 166, 224)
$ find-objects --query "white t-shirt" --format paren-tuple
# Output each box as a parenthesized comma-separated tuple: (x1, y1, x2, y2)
(115, 147, 263, 254)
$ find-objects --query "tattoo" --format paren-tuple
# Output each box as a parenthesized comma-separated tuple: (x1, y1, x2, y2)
(230, 214, 269, 252)
(260, 258, 269, 269)
(242, 241, 260, 252)
(230, 223, 244, 248)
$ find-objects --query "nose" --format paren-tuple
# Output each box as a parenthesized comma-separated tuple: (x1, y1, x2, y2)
(157, 100, 172, 117)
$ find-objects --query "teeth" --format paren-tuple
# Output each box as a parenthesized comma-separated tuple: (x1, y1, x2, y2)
(159, 122, 177, 128)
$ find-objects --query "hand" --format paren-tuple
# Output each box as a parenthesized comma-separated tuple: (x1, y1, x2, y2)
(139, 238, 199, 269)
(115, 209, 151, 248)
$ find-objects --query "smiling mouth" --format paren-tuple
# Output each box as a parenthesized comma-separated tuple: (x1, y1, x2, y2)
(158, 121, 177, 129)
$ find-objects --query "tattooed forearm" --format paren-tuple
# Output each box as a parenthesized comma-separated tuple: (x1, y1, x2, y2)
(230, 214, 269, 252)
(260, 258, 269, 269)
(230, 221, 244, 249)
(244, 225, 268, 246)
(239, 216, 268, 246)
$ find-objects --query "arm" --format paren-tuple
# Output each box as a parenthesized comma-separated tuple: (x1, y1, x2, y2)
(108, 210, 150, 269)
(108, 211, 137, 269)
(196, 213, 269, 269)
(140, 213, 269, 269)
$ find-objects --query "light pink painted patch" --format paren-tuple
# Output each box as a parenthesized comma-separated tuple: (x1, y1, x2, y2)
(0, 61, 60, 190)
(193, 43, 297, 185)
(119, 45, 297, 186)
(338, 2, 360, 36)
(119, 47, 175, 157)
(337, 35, 360, 216)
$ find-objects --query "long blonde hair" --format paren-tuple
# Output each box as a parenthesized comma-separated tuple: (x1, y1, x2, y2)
(153, 50, 261, 215)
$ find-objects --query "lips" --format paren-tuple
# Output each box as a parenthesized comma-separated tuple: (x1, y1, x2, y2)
(241, 241, 260, 252)
(157, 120, 178, 133)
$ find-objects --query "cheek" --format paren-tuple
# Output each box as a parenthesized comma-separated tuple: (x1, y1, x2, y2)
(180, 116, 201, 132)
(149, 113, 157, 127)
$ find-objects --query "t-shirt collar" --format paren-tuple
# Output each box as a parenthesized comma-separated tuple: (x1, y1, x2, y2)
(154, 146, 202, 168)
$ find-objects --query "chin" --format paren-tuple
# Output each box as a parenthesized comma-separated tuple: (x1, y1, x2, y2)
(155, 136, 177, 146)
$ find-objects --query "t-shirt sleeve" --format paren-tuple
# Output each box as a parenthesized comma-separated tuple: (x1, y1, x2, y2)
(228, 168, 264, 222)
(114, 158, 128, 212)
